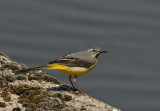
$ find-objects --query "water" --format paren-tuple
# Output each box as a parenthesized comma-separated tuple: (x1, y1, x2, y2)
(0, 0, 160, 110)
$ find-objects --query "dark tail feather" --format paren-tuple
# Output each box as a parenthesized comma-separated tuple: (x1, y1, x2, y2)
(17, 66, 49, 73)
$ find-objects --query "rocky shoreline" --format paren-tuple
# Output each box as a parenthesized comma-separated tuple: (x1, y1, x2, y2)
(0, 51, 121, 111)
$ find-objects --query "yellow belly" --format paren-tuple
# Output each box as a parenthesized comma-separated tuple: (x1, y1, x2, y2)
(46, 60, 97, 76)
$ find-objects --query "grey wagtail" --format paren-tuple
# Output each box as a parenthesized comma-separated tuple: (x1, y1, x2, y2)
(18, 47, 108, 93)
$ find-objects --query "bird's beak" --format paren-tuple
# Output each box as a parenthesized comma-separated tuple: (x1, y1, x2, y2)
(101, 50, 108, 53)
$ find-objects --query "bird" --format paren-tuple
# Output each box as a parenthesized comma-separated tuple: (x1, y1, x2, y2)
(17, 47, 108, 93)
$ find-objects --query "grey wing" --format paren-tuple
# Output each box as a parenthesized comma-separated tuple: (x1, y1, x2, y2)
(48, 55, 94, 68)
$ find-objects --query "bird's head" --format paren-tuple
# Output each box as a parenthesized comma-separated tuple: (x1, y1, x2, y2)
(87, 47, 108, 58)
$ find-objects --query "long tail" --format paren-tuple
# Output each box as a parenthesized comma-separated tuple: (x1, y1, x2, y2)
(17, 65, 50, 73)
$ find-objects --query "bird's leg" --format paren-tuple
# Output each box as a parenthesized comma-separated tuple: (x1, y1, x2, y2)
(69, 75, 76, 90)
(73, 76, 83, 93)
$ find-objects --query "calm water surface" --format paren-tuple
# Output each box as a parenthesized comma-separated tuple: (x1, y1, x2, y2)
(0, 0, 160, 111)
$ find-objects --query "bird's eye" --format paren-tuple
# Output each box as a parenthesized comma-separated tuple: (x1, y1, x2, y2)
(92, 49, 96, 51)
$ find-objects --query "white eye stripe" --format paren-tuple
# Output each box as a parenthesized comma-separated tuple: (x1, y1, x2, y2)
(90, 49, 97, 51)
(61, 59, 70, 60)
(92, 49, 100, 52)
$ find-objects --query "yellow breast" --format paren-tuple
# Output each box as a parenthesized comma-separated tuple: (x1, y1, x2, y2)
(47, 60, 98, 76)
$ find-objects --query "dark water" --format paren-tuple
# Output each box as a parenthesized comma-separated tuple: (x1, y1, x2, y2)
(0, 0, 160, 111)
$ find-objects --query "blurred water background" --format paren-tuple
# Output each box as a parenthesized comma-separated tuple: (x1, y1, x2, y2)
(0, 0, 160, 111)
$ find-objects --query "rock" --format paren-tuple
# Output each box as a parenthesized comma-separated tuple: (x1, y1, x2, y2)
(61, 106, 77, 111)
(12, 107, 21, 111)
(0, 76, 8, 88)
(0, 102, 6, 108)
(1, 62, 20, 71)
(47, 85, 74, 91)
(4, 75, 16, 82)
(15, 74, 27, 80)
(48, 91, 72, 101)
(28, 72, 60, 84)
(0, 51, 121, 111)
(0, 91, 11, 102)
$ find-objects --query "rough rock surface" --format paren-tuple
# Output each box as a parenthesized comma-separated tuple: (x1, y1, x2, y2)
(0, 51, 121, 111)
